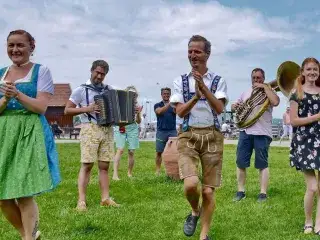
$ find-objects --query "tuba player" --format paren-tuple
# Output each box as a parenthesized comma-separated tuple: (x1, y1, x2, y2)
(231, 68, 279, 202)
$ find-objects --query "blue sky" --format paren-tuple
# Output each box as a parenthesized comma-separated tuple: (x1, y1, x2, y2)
(0, 0, 319, 120)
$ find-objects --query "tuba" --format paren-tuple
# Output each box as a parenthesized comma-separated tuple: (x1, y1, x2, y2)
(234, 61, 300, 129)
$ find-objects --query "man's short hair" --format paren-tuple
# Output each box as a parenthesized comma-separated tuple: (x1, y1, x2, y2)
(161, 87, 171, 94)
(91, 60, 109, 73)
(251, 68, 265, 79)
(188, 35, 211, 55)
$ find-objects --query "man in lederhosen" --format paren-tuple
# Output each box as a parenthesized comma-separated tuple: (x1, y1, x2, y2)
(170, 35, 228, 240)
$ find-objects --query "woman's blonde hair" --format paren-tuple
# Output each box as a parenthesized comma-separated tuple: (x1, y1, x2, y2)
(294, 57, 320, 100)
(125, 85, 139, 102)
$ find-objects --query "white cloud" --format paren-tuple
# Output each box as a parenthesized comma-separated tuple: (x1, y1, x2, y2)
(0, 0, 311, 119)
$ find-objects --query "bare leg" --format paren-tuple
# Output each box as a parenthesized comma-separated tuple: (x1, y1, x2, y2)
(314, 172, 320, 233)
(78, 163, 94, 203)
(199, 187, 215, 240)
(0, 199, 25, 238)
(17, 197, 39, 240)
(259, 168, 269, 194)
(279, 133, 285, 144)
(184, 176, 201, 216)
(155, 152, 162, 175)
(303, 170, 317, 231)
(237, 167, 246, 192)
(113, 149, 124, 180)
(128, 150, 135, 177)
(98, 161, 110, 201)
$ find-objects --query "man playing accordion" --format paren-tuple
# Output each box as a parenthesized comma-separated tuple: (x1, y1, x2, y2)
(231, 68, 279, 202)
(64, 60, 120, 211)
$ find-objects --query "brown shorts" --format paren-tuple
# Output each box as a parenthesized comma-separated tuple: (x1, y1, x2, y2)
(80, 123, 114, 163)
(177, 126, 224, 188)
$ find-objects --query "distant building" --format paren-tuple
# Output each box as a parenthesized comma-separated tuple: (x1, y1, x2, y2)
(45, 83, 73, 127)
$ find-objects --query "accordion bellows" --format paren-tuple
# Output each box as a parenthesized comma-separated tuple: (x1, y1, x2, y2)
(94, 89, 136, 126)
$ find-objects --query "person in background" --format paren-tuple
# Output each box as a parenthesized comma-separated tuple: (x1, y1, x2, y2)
(154, 87, 177, 175)
(279, 106, 293, 144)
(139, 113, 147, 139)
(231, 67, 279, 203)
(113, 86, 143, 180)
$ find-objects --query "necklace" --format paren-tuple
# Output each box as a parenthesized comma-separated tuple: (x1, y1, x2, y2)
(12, 61, 30, 67)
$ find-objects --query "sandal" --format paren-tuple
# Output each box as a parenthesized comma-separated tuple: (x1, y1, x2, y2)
(35, 230, 41, 239)
(304, 225, 313, 234)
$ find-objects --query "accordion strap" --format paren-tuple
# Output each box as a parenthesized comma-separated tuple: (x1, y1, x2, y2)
(181, 74, 221, 132)
(78, 83, 109, 122)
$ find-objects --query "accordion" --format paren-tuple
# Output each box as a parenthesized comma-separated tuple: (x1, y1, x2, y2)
(94, 89, 136, 126)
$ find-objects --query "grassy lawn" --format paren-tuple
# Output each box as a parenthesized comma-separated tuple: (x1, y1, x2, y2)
(0, 143, 317, 240)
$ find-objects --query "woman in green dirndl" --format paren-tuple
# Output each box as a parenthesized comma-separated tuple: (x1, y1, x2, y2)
(0, 30, 61, 240)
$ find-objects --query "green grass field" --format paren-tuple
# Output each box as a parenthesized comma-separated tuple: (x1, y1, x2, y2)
(0, 143, 318, 240)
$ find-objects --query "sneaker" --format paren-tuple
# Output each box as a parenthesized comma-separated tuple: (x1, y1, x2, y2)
(100, 198, 120, 207)
(233, 191, 246, 201)
(203, 235, 212, 240)
(257, 193, 267, 202)
(76, 201, 87, 212)
(183, 213, 199, 237)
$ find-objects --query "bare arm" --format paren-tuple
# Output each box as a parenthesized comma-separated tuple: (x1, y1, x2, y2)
(290, 101, 320, 127)
(136, 113, 141, 124)
(154, 103, 171, 115)
(16, 91, 52, 115)
(264, 85, 280, 107)
(0, 83, 52, 115)
(64, 100, 96, 116)
(0, 97, 9, 114)
(200, 86, 225, 114)
(175, 96, 199, 118)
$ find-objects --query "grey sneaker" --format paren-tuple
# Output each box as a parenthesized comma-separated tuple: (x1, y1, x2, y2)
(257, 193, 267, 202)
(233, 191, 246, 201)
(183, 213, 199, 237)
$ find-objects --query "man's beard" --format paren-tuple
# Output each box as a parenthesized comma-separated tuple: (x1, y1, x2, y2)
(91, 79, 102, 87)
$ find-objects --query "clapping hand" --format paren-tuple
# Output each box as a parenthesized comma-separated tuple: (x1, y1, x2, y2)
(192, 69, 205, 99)
(192, 69, 206, 90)
(0, 82, 19, 99)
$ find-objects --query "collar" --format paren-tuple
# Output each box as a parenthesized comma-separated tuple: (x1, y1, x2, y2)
(187, 69, 215, 79)
(85, 79, 105, 88)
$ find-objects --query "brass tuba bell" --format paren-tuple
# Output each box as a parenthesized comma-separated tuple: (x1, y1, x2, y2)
(234, 61, 300, 129)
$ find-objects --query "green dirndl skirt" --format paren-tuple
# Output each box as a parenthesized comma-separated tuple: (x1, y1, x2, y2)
(0, 110, 53, 199)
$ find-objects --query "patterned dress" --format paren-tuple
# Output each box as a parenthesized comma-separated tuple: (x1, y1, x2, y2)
(289, 91, 320, 171)
(0, 64, 61, 200)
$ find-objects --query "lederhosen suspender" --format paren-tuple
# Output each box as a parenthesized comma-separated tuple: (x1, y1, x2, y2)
(181, 74, 221, 132)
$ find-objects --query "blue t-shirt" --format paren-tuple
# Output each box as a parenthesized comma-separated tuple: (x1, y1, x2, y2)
(154, 101, 176, 131)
